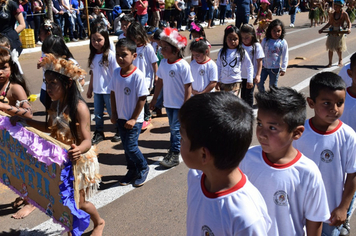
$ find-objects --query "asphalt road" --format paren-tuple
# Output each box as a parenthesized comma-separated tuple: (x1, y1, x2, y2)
(1, 12, 356, 236)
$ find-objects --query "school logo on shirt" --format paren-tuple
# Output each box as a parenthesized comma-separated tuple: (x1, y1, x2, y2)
(199, 69, 205, 76)
(320, 149, 334, 163)
(201, 225, 214, 236)
(138, 53, 143, 59)
(169, 70, 175, 77)
(99, 59, 104, 67)
(273, 190, 288, 206)
(124, 87, 131, 95)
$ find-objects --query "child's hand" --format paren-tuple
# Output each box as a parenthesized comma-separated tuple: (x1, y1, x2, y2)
(347, 28, 351, 34)
(10, 116, 23, 126)
(329, 206, 347, 226)
(254, 75, 260, 84)
(124, 119, 136, 129)
(86, 87, 93, 99)
(37, 57, 43, 69)
(215, 83, 221, 91)
(149, 99, 157, 110)
(68, 144, 82, 162)
(111, 113, 118, 124)
(318, 29, 324, 34)
(280, 71, 285, 76)
(246, 82, 254, 89)
(192, 89, 200, 95)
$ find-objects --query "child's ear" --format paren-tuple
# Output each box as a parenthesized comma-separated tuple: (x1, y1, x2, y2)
(306, 97, 315, 109)
(202, 147, 213, 166)
(292, 125, 305, 140)
(133, 52, 137, 60)
(347, 69, 353, 79)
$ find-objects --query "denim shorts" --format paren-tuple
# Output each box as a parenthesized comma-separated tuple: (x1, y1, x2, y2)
(208, 6, 214, 19)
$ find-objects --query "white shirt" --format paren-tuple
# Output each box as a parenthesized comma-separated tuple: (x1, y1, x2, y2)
(240, 146, 330, 236)
(216, 48, 253, 84)
(294, 119, 356, 214)
(338, 63, 352, 87)
(190, 59, 218, 93)
(109, 67, 149, 122)
(133, 44, 158, 90)
(261, 38, 289, 72)
(90, 51, 119, 94)
(186, 169, 271, 236)
(340, 88, 356, 131)
(242, 42, 265, 78)
(157, 58, 194, 109)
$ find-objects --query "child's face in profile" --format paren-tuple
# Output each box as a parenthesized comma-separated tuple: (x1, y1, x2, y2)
(307, 89, 345, 126)
(256, 109, 295, 159)
(180, 126, 200, 169)
(115, 46, 136, 68)
(241, 32, 253, 46)
(160, 40, 177, 61)
(347, 64, 356, 86)
(0, 62, 11, 83)
(45, 74, 65, 102)
(121, 21, 131, 34)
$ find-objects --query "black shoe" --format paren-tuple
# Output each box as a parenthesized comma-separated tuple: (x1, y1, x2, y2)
(119, 169, 138, 186)
(160, 151, 180, 168)
(111, 133, 121, 142)
(92, 131, 105, 145)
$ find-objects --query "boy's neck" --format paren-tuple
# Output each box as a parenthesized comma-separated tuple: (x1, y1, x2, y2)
(264, 146, 298, 165)
(310, 116, 340, 132)
(167, 56, 181, 63)
(203, 167, 242, 193)
(121, 64, 136, 75)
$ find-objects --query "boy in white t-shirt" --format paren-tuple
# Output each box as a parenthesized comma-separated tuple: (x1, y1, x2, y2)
(109, 38, 150, 187)
(179, 92, 271, 235)
(294, 72, 356, 236)
(240, 87, 330, 236)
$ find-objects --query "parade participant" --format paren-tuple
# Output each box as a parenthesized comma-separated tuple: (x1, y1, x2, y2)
(118, 14, 135, 39)
(0, 34, 23, 74)
(319, 0, 351, 67)
(11, 54, 104, 235)
(216, 25, 253, 95)
(309, 0, 321, 27)
(180, 92, 271, 235)
(149, 27, 193, 168)
(240, 87, 330, 236)
(258, 19, 288, 92)
(87, 25, 120, 145)
(109, 38, 150, 187)
(189, 22, 211, 60)
(294, 72, 356, 236)
(189, 37, 218, 95)
(0, 46, 33, 219)
(240, 24, 264, 107)
(253, 0, 272, 42)
(127, 22, 158, 130)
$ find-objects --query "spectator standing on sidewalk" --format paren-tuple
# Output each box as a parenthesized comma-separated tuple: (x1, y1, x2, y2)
(288, 0, 300, 27)
(232, 0, 253, 28)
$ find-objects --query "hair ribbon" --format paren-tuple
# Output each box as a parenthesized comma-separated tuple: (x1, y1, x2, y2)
(191, 22, 201, 32)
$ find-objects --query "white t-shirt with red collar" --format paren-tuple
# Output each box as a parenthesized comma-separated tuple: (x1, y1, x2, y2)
(340, 88, 356, 131)
(157, 58, 194, 109)
(108, 67, 149, 123)
(294, 119, 356, 214)
(186, 169, 271, 236)
(190, 58, 218, 93)
(240, 146, 330, 236)
(133, 44, 158, 90)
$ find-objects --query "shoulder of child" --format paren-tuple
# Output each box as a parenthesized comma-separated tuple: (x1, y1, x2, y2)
(8, 83, 27, 101)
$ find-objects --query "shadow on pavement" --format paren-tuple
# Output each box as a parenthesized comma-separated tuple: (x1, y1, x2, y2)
(288, 64, 329, 70)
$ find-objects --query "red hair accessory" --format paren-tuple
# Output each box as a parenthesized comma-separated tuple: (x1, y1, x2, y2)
(160, 27, 188, 49)
(195, 37, 204, 42)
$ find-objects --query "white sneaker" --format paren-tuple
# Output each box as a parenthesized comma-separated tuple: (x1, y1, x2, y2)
(36, 41, 42, 45)
(290, 23, 295, 28)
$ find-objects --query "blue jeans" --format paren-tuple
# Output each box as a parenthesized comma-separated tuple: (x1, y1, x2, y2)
(94, 93, 112, 132)
(117, 119, 147, 172)
(290, 13, 296, 24)
(155, 90, 164, 109)
(166, 108, 181, 153)
(235, 12, 250, 28)
(53, 14, 63, 30)
(74, 12, 86, 38)
(322, 223, 340, 236)
(63, 12, 74, 39)
(258, 68, 280, 92)
(138, 14, 148, 26)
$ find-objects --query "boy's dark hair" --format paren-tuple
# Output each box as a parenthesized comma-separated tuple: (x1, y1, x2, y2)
(153, 28, 163, 40)
(189, 37, 209, 54)
(116, 38, 137, 53)
(265, 19, 286, 40)
(42, 35, 74, 59)
(40, 20, 62, 37)
(120, 14, 135, 23)
(179, 92, 253, 170)
(255, 87, 306, 132)
(309, 72, 346, 102)
(0, 34, 11, 48)
(350, 52, 356, 71)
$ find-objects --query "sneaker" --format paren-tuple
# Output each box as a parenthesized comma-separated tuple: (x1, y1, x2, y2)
(71, 38, 79, 42)
(141, 118, 152, 130)
(92, 131, 105, 145)
(160, 151, 180, 168)
(119, 169, 138, 186)
(290, 23, 295, 28)
(340, 219, 350, 236)
(111, 133, 121, 142)
(36, 41, 42, 45)
(152, 108, 162, 117)
(133, 167, 149, 187)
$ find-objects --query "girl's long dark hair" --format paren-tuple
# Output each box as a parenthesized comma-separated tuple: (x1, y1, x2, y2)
(45, 70, 86, 143)
(42, 35, 74, 58)
(220, 25, 245, 62)
(127, 21, 150, 45)
(0, 47, 30, 96)
(240, 24, 259, 62)
(265, 19, 286, 41)
(88, 25, 110, 68)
